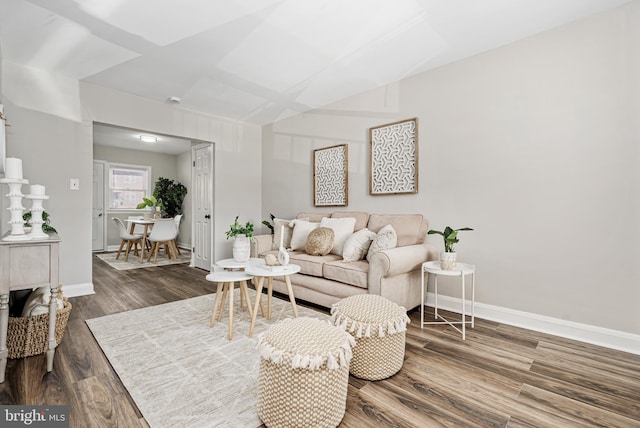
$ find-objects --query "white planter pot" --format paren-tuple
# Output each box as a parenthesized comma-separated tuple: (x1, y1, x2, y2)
(233, 234, 251, 262)
(440, 251, 457, 270)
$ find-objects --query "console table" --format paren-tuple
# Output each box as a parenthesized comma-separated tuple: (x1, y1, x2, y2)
(0, 233, 60, 383)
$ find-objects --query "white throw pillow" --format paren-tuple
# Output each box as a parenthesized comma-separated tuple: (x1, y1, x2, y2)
(320, 217, 356, 256)
(289, 219, 320, 251)
(272, 217, 308, 250)
(366, 224, 398, 261)
(342, 228, 377, 262)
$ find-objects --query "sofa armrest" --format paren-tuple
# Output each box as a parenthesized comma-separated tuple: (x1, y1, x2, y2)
(250, 234, 273, 257)
(368, 243, 439, 290)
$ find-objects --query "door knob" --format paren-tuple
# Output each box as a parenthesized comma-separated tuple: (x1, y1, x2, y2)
(98, 213, 103, 217)
(204, 214, 211, 219)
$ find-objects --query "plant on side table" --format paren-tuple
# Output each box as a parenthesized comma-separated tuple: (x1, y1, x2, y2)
(23, 210, 58, 233)
(226, 216, 255, 262)
(427, 226, 473, 270)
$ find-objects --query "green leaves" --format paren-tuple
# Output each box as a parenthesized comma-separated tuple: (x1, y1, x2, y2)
(226, 216, 255, 239)
(136, 195, 159, 210)
(428, 226, 473, 252)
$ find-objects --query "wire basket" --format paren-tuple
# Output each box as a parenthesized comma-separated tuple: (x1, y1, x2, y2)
(6, 300, 72, 359)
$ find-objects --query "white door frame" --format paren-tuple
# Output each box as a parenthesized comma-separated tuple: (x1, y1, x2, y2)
(92, 160, 107, 251)
(191, 142, 215, 269)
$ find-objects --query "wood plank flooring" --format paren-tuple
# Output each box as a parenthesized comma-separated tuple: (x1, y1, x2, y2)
(1, 254, 639, 427)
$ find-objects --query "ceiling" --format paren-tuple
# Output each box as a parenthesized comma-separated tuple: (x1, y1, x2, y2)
(0, 0, 632, 125)
(93, 123, 192, 155)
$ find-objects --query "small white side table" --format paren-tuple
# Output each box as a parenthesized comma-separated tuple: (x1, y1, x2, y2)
(245, 264, 301, 338)
(205, 270, 254, 340)
(420, 260, 476, 340)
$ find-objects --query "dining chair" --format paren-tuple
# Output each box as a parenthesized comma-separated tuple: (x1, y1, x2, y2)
(173, 214, 183, 255)
(113, 217, 144, 261)
(146, 218, 179, 263)
(128, 215, 151, 250)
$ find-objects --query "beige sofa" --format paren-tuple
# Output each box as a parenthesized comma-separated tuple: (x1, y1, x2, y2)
(251, 211, 438, 310)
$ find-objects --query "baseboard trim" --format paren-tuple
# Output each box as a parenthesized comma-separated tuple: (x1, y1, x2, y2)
(424, 292, 640, 356)
(63, 282, 95, 298)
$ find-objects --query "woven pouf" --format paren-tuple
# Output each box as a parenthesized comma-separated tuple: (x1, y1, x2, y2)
(257, 317, 355, 428)
(331, 294, 409, 380)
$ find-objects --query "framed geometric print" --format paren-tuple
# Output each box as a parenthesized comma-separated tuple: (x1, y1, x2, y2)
(313, 144, 348, 207)
(369, 117, 418, 195)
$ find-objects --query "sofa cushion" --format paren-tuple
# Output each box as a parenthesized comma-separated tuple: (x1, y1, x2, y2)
(289, 252, 342, 277)
(272, 217, 308, 250)
(297, 212, 328, 223)
(367, 224, 397, 261)
(289, 219, 320, 251)
(305, 227, 334, 256)
(367, 214, 427, 246)
(331, 211, 369, 232)
(320, 217, 356, 256)
(342, 228, 376, 262)
(324, 260, 369, 289)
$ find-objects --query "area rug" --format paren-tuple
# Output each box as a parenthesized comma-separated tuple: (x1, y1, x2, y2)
(86, 289, 328, 428)
(95, 250, 191, 270)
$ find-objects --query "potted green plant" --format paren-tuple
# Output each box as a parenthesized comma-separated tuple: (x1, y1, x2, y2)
(136, 195, 162, 219)
(23, 211, 57, 233)
(153, 177, 187, 218)
(226, 216, 255, 262)
(427, 226, 473, 270)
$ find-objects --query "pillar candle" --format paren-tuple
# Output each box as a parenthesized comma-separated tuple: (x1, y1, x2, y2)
(30, 184, 46, 195)
(5, 157, 23, 179)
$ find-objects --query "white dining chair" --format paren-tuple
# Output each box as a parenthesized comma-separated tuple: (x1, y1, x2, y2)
(113, 217, 144, 261)
(146, 218, 179, 263)
(128, 215, 151, 250)
(173, 214, 183, 255)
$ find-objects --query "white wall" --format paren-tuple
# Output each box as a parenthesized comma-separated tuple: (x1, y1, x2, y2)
(1, 73, 262, 289)
(262, 3, 640, 335)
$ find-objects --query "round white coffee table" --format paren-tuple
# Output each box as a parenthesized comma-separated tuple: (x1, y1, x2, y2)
(420, 260, 476, 340)
(215, 258, 264, 270)
(245, 263, 301, 338)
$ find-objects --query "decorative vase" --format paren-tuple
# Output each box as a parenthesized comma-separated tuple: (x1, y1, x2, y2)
(440, 251, 456, 270)
(233, 234, 250, 262)
(277, 246, 289, 266)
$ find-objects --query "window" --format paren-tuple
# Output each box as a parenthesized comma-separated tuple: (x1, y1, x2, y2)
(108, 164, 151, 210)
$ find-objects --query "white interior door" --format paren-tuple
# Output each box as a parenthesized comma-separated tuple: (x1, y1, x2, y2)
(92, 161, 105, 251)
(193, 144, 213, 270)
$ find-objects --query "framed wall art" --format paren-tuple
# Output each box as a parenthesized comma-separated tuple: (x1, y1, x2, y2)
(369, 117, 418, 195)
(313, 144, 348, 207)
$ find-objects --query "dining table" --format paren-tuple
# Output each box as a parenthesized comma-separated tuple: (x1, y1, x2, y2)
(127, 218, 155, 262)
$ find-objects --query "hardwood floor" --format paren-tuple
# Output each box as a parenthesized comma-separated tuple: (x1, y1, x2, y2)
(1, 254, 639, 427)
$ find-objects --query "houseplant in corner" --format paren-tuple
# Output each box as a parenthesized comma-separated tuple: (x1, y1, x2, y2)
(226, 216, 255, 262)
(427, 226, 473, 270)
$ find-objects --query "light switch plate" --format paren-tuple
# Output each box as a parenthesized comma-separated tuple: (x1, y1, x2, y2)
(70, 178, 79, 190)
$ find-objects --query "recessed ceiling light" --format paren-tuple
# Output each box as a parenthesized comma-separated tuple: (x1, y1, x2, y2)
(139, 135, 157, 143)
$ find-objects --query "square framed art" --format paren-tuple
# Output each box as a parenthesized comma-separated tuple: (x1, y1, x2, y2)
(369, 117, 418, 195)
(313, 144, 348, 207)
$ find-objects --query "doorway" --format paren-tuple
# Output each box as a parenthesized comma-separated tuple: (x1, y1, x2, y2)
(192, 143, 214, 270)
(91, 123, 214, 269)
(92, 161, 105, 251)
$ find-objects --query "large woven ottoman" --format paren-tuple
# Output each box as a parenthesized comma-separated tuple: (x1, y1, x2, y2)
(256, 317, 355, 428)
(331, 294, 409, 380)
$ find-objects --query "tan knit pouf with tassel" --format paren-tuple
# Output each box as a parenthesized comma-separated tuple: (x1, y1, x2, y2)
(257, 317, 355, 428)
(331, 294, 409, 380)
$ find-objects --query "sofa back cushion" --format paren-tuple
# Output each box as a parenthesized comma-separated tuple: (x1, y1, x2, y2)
(331, 211, 369, 231)
(297, 211, 369, 232)
(367, 214, 428, 246)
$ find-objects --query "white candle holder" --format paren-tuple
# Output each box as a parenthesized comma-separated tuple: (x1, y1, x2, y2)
(0, 178, 31, 241)
(25, 194, 50, 239)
